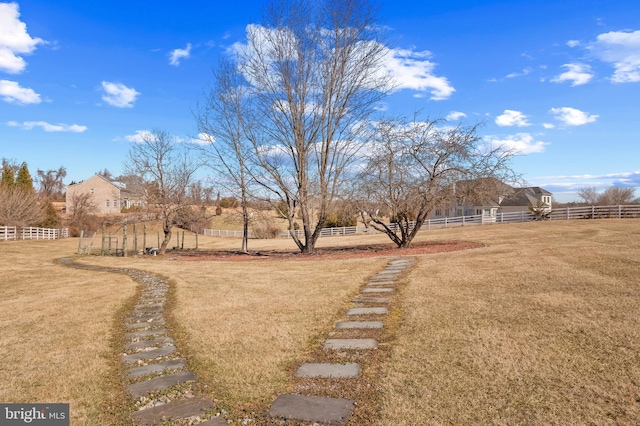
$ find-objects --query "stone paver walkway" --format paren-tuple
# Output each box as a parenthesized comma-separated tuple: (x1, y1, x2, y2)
(58, 258, 226, 425)
(267, 257, 415, 424)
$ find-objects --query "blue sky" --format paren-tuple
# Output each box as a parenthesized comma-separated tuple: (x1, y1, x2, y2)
(1, 0, 639, 202)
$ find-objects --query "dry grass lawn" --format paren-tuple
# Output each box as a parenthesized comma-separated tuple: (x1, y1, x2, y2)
(78, 252, 388, 418)
(378, 219, 640, 425)
(0, 238, 138, 425)
(2, 218, 639, 425)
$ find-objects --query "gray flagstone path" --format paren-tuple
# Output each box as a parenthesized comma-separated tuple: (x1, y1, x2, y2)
(58, 257, 223, 425)
(268, 257, 415, 424)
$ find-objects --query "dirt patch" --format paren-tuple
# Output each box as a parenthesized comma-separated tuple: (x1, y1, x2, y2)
(170, 240, 483, 262)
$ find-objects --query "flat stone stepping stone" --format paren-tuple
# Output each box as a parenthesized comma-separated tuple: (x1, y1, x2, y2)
(269, 394, 354, 425)
(389, 259, 411, 265)
(296, 363, 360, 378)
(367, 281, 395, 286)
(138, 296, 165, 301)
(335, 321, 383, 329)
(347, 307, 388, 315)
(125, 313, 164, 322)
(353, 296, 390, 303)
(125, 319, 165, 329)
(370, 276, 398, 282)
(131, 309, 164, 317)
(324, 339, 378, 350)
(361, 288, 393, 293)
(130, 395, 215, 426)
(122, 346, 176, 364)
(134, 303, 163, 310)
(126, 370, 197, 397)
(125, 336, 174, 351)
(127, 358, 186, 379)
(124, 328, 168, 339)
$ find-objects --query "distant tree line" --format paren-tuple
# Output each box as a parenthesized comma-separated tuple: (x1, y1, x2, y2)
(0, 159, 64, 228)
(577, 187, 638, 206)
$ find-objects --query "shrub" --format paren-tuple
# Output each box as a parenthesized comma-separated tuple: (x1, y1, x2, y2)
(219, 197, 238, 209)
(324, 210, 357, 228)
(251, 216, 280, 239)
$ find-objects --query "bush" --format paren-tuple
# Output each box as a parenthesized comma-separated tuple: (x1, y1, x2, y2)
(219, 197, 238, 209)
(251, 216, 280, 239)
(324, 210, 357, 228)
(174, 206, 210, 231)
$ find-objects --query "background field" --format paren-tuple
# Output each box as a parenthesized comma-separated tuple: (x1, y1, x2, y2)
(1, 219, 639, 424)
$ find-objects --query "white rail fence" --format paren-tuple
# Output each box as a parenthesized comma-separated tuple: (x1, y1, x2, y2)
(203, 205, 640, 239)
(0, 226, 70, 241)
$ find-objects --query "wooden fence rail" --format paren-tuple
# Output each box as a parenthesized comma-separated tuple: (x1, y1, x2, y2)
(0, 226, 69, 241)
(203, 204, 640, 239)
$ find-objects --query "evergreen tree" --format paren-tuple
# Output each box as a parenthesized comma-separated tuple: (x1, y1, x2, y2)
(38, 202, 60, 228)
(15, 162, 34, 192)
(1, 167, 14, 189)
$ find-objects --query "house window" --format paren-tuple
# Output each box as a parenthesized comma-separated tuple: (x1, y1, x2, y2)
(457, 209, 462, 216)
(114, 200, 117, 208)
(105, 200, 110, 207)
(476, 209, 482, 215)
(435, 209, 441, 216)
(484, 209, 491, 216)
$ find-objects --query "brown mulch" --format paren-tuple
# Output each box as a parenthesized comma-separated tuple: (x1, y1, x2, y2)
(169, 240, 483, 262)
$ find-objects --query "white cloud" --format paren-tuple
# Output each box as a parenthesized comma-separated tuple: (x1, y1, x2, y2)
(0, 3, 44, 74)
(8, 120, 87, 132)
(588, 30, 640, 83)
(193, 133, 214, 144)
(101, 81, 139, 108)
(536, 171, 640, 192)
(551, 63, 593, 86)
(446, 111, 467, 121)
(0, 79, 41, 104)
(169, 43, 192, 66)
(550, 107, 598, 126)
(486, 133, 548, 154)
(233, 24, 454, 101)
(124, 130, 155, 142)
(495, 110, 531, 127)
(542, 123, 555, 129)
(383, 46, 455, 100)
(506, 67, 532, 78)
(567, 40, 581, 48)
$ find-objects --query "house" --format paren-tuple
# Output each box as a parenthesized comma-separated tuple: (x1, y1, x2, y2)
(430, 180, 552, 219)
(65, 175, 144, 215)
(498, 186, 552, 213)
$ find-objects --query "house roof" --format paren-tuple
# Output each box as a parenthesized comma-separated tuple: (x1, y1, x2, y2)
(66, 174, 120, 189)
(500, 187, 551, 207)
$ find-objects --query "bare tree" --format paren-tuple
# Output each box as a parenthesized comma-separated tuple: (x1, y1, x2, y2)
(597, 187, 636, 205)
(197, 57, 255, 252)
(219, 0, 391, 253)
(67, 192, 98, 230)
(0, 186, 45, 227)
(124, 129, 199, 255)
(577, 187, 599, 205)
(353, 116, 517, 248)
(96, 168, 114, 180)
(577, 186, 636, 205)
(36, 166, 67, 200)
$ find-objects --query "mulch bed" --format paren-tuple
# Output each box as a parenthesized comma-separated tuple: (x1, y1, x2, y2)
(169, 240, 483, 262)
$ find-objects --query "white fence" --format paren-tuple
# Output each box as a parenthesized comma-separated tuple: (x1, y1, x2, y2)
(202, 204, 640, 239)
(0, 226, 69, 241)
